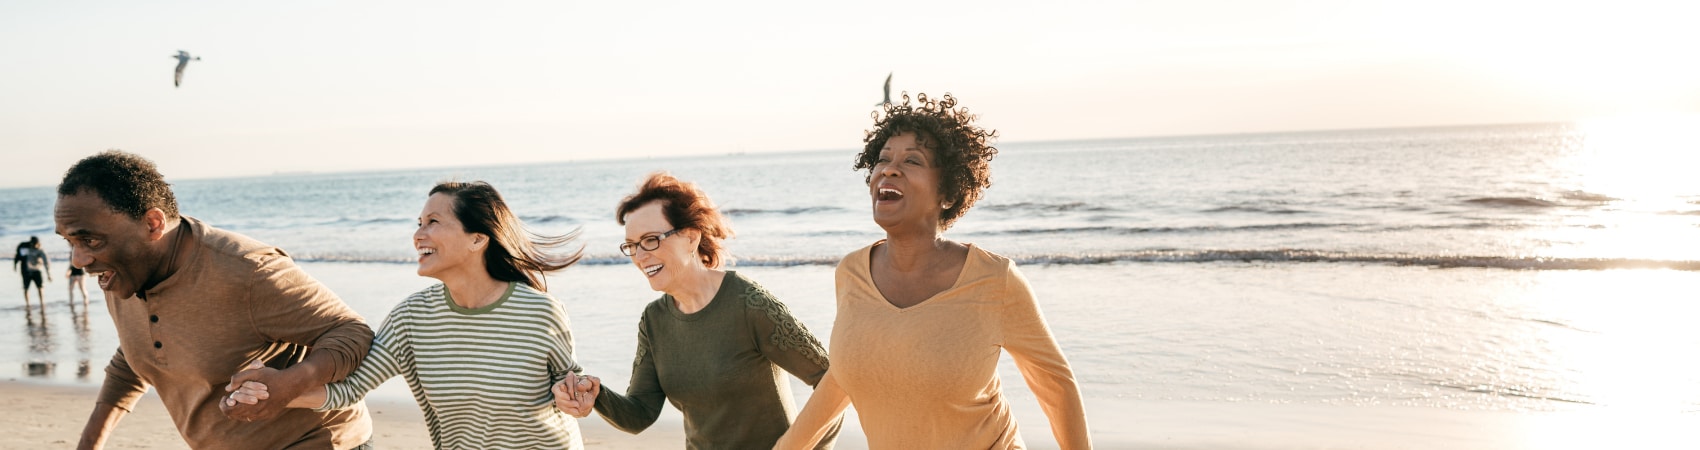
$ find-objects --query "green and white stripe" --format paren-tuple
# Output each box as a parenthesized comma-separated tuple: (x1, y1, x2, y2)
(322, 282, 582, 450)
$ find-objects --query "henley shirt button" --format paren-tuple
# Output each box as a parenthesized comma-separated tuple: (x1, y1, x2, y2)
(153, 341, 162, 349)
(150, 315, 159, 323)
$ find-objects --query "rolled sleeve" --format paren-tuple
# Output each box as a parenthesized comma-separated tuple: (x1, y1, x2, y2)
(95, 348, 148, 412)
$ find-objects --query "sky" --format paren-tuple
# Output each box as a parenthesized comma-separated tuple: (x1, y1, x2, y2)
(3, 0, 1697, 188)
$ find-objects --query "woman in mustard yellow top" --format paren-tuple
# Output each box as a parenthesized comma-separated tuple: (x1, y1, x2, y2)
(776, 93, 1092, 449)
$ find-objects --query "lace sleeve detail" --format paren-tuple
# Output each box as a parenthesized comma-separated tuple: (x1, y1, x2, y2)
(743, 283, 830, 368)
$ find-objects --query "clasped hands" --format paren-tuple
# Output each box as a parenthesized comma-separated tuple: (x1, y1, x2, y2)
(553, 372, 602, 418)
(220, 360, 604, 421)
(220, 361, 305, 422)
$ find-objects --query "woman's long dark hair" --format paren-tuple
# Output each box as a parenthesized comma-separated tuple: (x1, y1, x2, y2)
(430, 181, 583, 289)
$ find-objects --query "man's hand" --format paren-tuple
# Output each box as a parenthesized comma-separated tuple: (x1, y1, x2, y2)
(221, 361, 309, 422)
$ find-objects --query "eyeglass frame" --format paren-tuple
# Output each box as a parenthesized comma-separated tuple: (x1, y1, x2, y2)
(618, 228, 681, 256)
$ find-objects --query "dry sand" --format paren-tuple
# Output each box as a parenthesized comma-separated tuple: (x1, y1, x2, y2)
(0, 380, 684, 449)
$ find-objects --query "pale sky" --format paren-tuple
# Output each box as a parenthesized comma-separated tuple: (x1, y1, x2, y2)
(3, 0, 1696, 188)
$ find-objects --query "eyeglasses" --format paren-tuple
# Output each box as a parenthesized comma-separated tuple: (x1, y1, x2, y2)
(619, 228, 679, 256)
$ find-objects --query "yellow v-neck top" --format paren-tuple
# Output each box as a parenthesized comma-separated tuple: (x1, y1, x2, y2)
(830, 242, 1091, 449)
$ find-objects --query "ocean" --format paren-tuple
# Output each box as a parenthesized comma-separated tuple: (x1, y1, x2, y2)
(4, 121, 1699, 448)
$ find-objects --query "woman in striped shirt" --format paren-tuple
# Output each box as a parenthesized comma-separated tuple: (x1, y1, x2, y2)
(228, 181, 591, 449)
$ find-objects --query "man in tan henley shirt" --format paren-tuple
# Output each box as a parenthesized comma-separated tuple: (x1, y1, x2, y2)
(53, 151, 374, 449)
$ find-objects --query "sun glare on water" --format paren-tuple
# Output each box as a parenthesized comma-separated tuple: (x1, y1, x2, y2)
(1533, 113, 1700, 262)
(1501, 114, 1700, 448)
(1570, 114, 1700, 202)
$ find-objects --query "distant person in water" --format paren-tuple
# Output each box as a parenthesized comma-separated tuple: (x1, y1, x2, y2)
(67, 262, 88, 312)
(777, 93, 1092, 449)
(229, 181, 593, 450)
(13, 236, 51, 317)
(554, 172, 841, 449)
(54, 150, 375, 449)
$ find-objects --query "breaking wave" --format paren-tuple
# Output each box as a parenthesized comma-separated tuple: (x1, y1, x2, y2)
(963, 223, 1350, 236)
(978, 202, 1116, 213)
(1464, 197, 1563, 208)
(282, 249, 1700, 271)
(1201, 204, 1311, 215)
(721, 206, 846, 216)
(1464, 191, 1617, 209)
(1014, 249, 1700, 271)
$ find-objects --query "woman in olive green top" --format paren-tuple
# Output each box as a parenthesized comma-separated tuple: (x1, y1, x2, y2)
(555, 172, 840, 449)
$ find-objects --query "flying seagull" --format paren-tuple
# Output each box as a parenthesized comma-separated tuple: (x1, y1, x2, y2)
(172, 50, 201, 88)
(876, 72, 892, 106)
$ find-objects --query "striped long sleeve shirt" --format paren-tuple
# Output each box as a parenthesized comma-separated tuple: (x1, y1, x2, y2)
(319, 281, 583, 449)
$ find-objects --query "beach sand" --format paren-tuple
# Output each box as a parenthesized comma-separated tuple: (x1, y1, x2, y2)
(0, 380, 684, 449)
(17, 378, 1696, 450)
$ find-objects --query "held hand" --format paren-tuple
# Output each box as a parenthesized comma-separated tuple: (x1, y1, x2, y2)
(222, 360, 308, 422)
(230, 380, 271, 404)
(550, 375, 581, 417)
(578, 374, 601, 404)
(219, 361, 266, 420)
(226, 363, 271, 405)
(551, 373, 601, 418)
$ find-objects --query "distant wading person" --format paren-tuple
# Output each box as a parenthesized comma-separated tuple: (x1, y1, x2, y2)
(554, 172, 841, 449)
(13, 236, 51, 317)
(67, 262, 89, 312)
(777, 93, 1093, 449)
(229, 181, 593, 449)
(53, 150, 375, 449)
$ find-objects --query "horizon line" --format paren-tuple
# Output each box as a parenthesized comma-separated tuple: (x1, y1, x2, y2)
(0, 119, 1582, 191)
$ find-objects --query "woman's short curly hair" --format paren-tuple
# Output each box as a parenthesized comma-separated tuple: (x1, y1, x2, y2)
(854, 92, 997, 230)
(615, 172, 735, 269)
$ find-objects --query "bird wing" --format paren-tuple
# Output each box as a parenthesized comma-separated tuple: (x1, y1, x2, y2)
(174, 60, 188, 87)
(878, 72, 893, 105)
